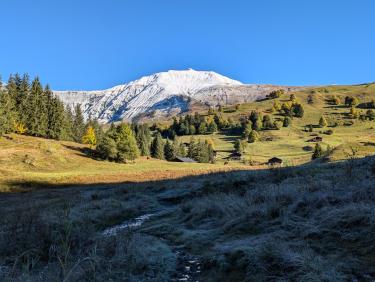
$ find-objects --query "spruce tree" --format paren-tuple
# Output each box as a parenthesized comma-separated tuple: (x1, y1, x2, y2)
(135, 124, 151, 156)
(26, 77, 46, 136)
(73, 104, 85, 142)
(44, 85, 65, 139)
(18, 74, 30, 124)
(164, 139, 175, 161)
(115, 123, 139, 162)
(0, 89, 17, 135)
(187, 137, 198, 160)
(62, 105, 74, 140)
(283, 117, 291, 127)
(207, 121, 218, 134)
(151, 132, 164, 159)
(312, 143, 323, 160)
(292, 103, 304, 118)
(262, 115, 273, 129)
(319, 116, 328, 127)
(97, 136, 118, 160)
(234, 139, 246, 154)
(248, 130, 259, 143)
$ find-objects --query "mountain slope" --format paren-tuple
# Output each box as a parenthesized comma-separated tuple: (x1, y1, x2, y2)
(54, 69, 298, 123)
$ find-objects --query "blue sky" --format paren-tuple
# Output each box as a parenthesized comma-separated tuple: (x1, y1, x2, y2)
(0, 0, 374, 90)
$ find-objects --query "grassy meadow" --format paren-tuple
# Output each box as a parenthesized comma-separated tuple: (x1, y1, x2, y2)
(0, 134, 251, 192)
(180, 83, 375, 164)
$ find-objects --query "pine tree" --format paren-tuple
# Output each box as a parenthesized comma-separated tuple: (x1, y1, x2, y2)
(44, 85, 65, 139)
(136, 128, 151, 156)
(89, 119, 104, 144)
(349, 107, 359, 119)
(164, 139, 175, 161)
(62, 105, 74, 140)
(262, 115, 273, 129)
(18, 74, 30, 124)
(172, 138, 187, 157)
(292, 103, 304, 118)
(273, 100, 282, 112)
(0, 89, 17, 135)
(187, 137, 198, 159)
(312, 143, 323, 160)
(198, 122, 207, 134)
(242, 122, 252, 138)
(319, 116, 328, 127)
(115, 123, 139, 162)
(283, 117, 291, 127)
(248, 130, 259, 143)
(151, 132, 164, 159)
(234, 139, 246, 154)
(73, 104, 85, 142)
(207, 121, 218, 134)
(97, 136, 118, 160)
(82, 125, 97, 149)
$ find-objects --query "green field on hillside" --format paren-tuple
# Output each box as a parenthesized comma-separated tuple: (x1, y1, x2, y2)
(175, 83, 375, 164)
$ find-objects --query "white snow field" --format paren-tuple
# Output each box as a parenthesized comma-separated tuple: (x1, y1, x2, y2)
(54, 69, 296, 123)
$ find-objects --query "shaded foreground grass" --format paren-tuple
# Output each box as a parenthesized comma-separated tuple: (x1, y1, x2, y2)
(1, 155, 375, 281)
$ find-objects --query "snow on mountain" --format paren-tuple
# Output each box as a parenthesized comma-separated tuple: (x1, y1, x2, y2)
(54, 69, 292, 123)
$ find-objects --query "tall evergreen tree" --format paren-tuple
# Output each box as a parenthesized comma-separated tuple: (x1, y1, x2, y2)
(0, 89, 17, 135)
(248, 130, 259, 143)
(26, 77, 47, 136)
(292, 103, 304, 118)
(135, 124, 151, 156)
(115, 123, 139, 162)
(62, 105, 74, 140)
(73, 104, 85, 142)
(312, 143, 323, 160)
(151, 132, 164, 159)
(319, 116, 328, 128)
(44, 85, 65, 139)
(89, 119, 104, 144)
(164, 139, 174, 161)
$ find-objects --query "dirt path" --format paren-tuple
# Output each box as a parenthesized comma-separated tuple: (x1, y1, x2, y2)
(102, 212, 202, 281)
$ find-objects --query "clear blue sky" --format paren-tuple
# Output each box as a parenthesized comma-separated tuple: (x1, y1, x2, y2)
(1, 0, 374, 90)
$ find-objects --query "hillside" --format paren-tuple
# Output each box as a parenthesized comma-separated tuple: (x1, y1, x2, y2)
(174, 82, 375, 164)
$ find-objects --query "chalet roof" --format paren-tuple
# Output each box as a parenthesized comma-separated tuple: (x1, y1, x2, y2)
(174, 156, 197, 163)
(307, 136, 323, 142)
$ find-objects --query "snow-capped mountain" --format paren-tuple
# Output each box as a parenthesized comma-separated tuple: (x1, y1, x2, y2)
(54, 69, 296, 123)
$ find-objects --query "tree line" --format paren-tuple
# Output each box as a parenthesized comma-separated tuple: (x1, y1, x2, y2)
(0, 73, 93, 141)
(96, 123, 215, 163)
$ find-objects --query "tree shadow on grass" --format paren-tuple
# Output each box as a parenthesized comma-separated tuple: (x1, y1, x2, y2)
(62, 144, 98, 160)
(3, 155, 372, 195)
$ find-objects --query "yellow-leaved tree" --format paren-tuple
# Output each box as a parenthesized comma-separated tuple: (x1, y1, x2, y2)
(14, 122, 27, 135)
(82, 126, 97, 149)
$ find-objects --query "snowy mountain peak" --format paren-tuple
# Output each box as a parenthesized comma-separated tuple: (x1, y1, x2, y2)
(54, 70, 291, 123)
(130, 69, 241, 91)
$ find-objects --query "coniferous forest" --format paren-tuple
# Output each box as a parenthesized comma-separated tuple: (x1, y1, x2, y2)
(0, 73, 216, 163)
(0, 73, 84, 140)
